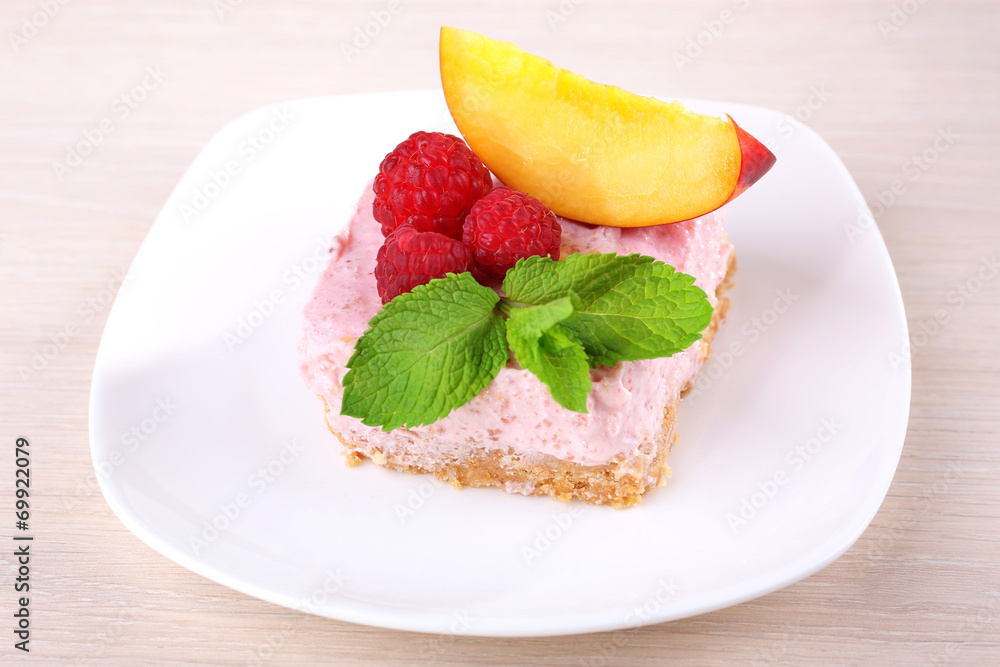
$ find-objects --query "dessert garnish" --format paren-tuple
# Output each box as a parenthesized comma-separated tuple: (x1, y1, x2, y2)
(375, 224, 472, 303)
(342, 252, 712, 430)
(338, 22, 777, 430)
(373, 130, 493, 238)
(439, 27, 776, 226)
(463, 186, 561, 280)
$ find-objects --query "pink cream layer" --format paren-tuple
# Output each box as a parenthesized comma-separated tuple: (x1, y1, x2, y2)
(299, 186, 733, 468)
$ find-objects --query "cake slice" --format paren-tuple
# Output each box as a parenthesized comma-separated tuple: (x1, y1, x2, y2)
(299, 185, 734, 508)
(299, 29, 770, 508)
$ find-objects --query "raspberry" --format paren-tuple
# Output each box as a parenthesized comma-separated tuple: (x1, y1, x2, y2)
(373, 131, 493, 239)
(375, 225, 473, 303)
(462, 186, 562, 279)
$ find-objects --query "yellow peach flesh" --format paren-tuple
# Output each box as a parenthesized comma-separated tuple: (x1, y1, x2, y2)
(440, 27, 769, 227)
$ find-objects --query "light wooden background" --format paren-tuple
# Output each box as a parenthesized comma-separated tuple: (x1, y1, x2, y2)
(2, 0, 998, 664)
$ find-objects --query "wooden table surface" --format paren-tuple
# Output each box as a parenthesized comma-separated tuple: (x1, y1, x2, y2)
(2, 0, 998, 664)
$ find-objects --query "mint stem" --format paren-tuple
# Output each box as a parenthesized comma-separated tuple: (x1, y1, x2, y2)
(496, 298, 514, 318)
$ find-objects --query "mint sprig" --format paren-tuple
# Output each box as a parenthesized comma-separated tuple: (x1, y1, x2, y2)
(341, 253, 713, 430)
(502, 253, 712, 367)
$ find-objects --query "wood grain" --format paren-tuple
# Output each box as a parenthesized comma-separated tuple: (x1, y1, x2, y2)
(1, 0, 998, 664)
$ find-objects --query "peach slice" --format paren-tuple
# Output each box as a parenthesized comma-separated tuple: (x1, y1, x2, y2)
(440, 27, 776, 227)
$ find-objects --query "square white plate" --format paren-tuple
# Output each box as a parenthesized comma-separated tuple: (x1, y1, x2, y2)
(89, 91, 910, 637)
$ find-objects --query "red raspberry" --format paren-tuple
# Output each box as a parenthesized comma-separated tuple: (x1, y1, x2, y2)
(462, 186, 562, 279)
(373, 131, 493, 239)
(375, 225, 473, 303)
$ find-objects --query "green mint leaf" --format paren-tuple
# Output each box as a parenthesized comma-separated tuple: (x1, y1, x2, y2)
(342, 272, 507, 431)
(505, 297, 591, 413)
(503, 253, 713, 367)
(505, 294, 575, 337)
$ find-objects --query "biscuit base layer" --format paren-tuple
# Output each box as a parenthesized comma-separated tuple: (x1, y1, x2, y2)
(325, 253, 735, 509)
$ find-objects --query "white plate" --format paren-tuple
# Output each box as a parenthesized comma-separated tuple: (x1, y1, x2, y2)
(90, 91, 910, 637)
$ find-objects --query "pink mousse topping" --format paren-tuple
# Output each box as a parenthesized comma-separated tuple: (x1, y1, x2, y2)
(299, 186, 733, 468)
